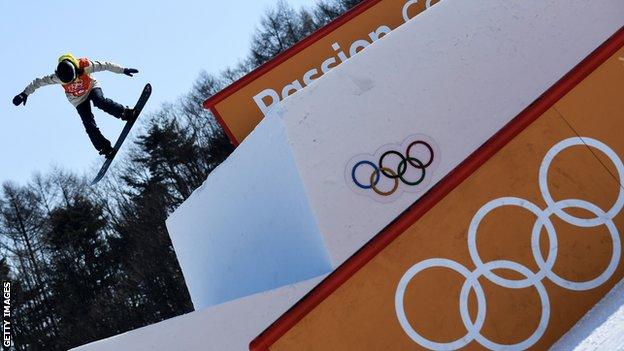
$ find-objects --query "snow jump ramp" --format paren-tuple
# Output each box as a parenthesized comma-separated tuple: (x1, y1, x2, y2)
(73, 0, 624, 350)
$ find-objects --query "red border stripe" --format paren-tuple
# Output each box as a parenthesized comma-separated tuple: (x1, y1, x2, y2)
(211, 106, 239, 147)
(249, 26, 624, 351)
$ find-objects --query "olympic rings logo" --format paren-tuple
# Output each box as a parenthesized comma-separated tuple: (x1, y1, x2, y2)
(346, 134, 440, 202)
(395, 137, 623, 350)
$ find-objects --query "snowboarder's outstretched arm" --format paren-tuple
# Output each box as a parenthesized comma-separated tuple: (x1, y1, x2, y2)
(87, 60, 139, 77)
(13, 73, 61, 106)
(12, 59, 139, 107)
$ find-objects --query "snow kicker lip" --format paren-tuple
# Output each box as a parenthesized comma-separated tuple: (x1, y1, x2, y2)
(345, 134, 440, 202)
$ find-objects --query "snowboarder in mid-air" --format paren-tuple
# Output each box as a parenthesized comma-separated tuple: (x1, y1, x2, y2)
(12, 53, 140, 159)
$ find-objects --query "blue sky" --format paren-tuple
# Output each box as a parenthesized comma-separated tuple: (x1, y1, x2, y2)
(0, 0, 312, 184)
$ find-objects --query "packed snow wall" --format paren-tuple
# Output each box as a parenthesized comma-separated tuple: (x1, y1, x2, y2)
(73, 0, 624, 350)
(166, 115, 333, 308)
(552, 279, 624, 350)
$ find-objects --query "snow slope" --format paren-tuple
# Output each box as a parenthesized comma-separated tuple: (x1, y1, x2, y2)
(551, 278, 624, 351)
(71, 276, 325, 351)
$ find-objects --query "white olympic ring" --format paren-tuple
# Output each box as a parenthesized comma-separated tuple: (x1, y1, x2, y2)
(395, 137, 623, 350)
(539, 137, 624, 228)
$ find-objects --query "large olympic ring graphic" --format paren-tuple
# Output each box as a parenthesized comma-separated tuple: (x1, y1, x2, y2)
(351, 140, 435, 197)
(395, 137, 623, 350)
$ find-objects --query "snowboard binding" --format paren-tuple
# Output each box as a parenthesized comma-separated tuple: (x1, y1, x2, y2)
(121, 107, 137, 122)
(99, 146, 116, 160)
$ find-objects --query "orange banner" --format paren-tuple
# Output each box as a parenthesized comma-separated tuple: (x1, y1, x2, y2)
(204, 0, 440, 145)
(251, 29, 624, 351)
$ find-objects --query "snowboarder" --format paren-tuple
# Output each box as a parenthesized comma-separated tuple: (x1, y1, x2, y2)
(12, 53, 140, 159)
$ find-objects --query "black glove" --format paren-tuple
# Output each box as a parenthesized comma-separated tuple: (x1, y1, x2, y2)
(12, 92, 27, 106)
(123, 68, 139, 77)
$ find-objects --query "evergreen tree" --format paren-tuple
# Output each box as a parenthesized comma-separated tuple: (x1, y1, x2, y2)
(44, 193, 116, 349)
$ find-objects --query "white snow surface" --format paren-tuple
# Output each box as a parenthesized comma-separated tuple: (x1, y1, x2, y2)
(79, 0, 624, 350)
(166, 114, 332, 310)
(71, 275, 326, 351)
(551, 279, 624, 351)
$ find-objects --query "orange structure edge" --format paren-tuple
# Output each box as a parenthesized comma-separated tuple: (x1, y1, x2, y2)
(203, 0, 384, 146)
(249, 26, 624, 351)
(211, 106, 238, 147)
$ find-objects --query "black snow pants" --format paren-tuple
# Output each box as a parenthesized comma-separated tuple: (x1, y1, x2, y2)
(76, 88, 124, 152)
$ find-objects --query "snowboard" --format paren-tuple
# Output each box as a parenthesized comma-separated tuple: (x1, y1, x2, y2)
(90, 83, 152, 185)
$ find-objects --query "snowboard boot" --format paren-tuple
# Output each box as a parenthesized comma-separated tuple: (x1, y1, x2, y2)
(99, 145, 116, 160)
(121, 107, 137, 122)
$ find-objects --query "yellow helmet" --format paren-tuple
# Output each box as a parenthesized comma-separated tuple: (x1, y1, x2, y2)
(56, 53, 80, 83)
(58, 53, 79, 68)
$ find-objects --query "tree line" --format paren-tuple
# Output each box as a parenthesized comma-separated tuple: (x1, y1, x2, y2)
(0, 0, 363, 349)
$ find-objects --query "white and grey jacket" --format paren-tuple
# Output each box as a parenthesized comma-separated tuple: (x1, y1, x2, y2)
(22, 60, 126, 107)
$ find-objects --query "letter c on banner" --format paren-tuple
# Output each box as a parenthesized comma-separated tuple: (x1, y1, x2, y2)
(253, 88, 280, 116)
(402, 0, 435, 23)
(321, 57, 338, 74)
(303, 68, 320, 86)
